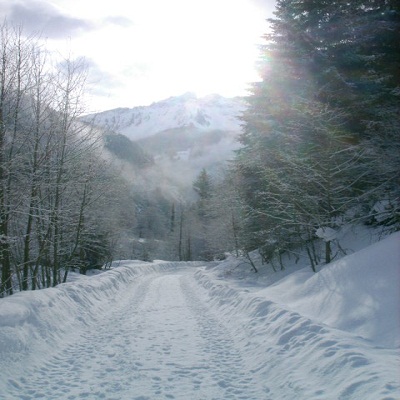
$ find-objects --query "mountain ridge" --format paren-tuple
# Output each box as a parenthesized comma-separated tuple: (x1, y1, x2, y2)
(83, 92, 246, 141)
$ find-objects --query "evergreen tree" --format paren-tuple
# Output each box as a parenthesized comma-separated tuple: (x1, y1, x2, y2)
(234, 0, 399, 270)
(192, 169, 214, 260)
(193, 169, 212, 201)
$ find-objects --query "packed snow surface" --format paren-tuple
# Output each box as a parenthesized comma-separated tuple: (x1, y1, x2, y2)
(0, 233, 399, 399)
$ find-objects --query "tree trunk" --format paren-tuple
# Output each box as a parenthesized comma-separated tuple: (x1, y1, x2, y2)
(325, 241, 331, 264)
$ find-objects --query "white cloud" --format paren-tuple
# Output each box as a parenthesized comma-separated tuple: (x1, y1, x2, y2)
(1, 0, 276, 111)
(1, 0, 95, 38)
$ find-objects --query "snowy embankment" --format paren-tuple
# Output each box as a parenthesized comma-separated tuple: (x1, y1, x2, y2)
(0, 261, 187, 362)
(192, 232, 400, 399)
(197, 231, 400, 347)
(0, 232, 399, 399)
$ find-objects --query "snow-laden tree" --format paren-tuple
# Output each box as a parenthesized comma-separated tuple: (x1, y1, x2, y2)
(0, 22, 133, 296)
(232, 0, 399, 271)
(204, 173, 243, 259)
(0, 22, 35, 295)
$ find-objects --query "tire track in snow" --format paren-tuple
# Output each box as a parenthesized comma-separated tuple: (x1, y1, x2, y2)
(179, 274, 260, 400)
(113, 271, 259, 399)
(4, 272, 156, 400)
(3, 268, 259, 399)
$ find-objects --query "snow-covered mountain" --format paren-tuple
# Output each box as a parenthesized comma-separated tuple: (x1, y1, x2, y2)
(84, 93, 247, 202)
(84, 92, 246, 140)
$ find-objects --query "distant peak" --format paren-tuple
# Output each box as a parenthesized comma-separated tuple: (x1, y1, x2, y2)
(202, 93, 224, 100)
(155, 92, 197, 107)
(180, 92, 197, 100)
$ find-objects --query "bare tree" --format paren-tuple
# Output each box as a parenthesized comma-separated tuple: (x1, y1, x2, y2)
(0, 22, 34, 295)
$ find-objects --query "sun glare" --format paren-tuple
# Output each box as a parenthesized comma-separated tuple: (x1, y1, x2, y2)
(53, 0, 268, 110)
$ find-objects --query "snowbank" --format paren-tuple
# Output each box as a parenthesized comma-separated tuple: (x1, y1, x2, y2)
(259, 231, 400, 348)
(191, 233, 400, 399)
(0, 261, 185, 362)
(201, 230, 400, 348)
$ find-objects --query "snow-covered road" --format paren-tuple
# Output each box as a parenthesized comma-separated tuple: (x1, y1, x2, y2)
(1, 253, 399, 400)
(56, 270, 258, 400)
(2, 268, 264, 399)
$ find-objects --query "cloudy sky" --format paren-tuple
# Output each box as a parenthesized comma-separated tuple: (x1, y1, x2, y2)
(1, 0, 276, 112)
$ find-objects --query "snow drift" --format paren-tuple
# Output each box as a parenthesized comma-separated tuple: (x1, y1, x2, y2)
(260, 231, 400, 348)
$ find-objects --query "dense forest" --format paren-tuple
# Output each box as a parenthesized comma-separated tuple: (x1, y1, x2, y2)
(1, 0, 399, 296)
(232, 0, 400, 269)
